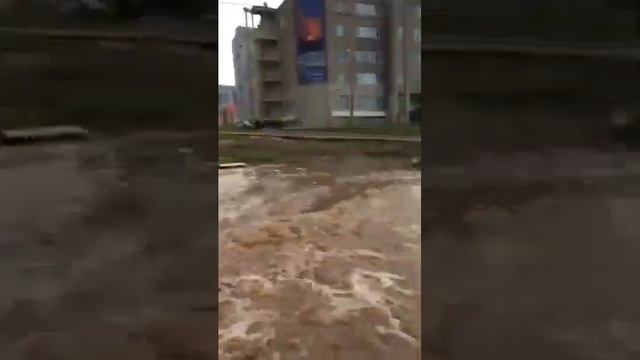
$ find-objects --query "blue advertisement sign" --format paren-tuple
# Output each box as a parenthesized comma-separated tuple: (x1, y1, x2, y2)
(295, 0, 327, 84)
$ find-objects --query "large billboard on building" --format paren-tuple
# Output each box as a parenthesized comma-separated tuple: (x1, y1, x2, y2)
(295, 0, 327, 84)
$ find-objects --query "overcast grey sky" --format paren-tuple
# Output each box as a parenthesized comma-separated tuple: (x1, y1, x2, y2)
(218, 0, 285, 86)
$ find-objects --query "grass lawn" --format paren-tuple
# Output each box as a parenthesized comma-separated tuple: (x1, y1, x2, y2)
(218, 135, 421, 166)
(287, 125, 421, 137)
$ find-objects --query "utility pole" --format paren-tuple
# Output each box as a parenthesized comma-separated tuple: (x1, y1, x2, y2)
(348, 18, 357, 126)
(402, 0, 410, 123)
(387, 0, 398, 124)
(348, 46, 355, 125)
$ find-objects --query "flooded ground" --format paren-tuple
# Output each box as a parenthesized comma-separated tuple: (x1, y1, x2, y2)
(425, 150, 640, 360)
(0, 133, 217, 359)
(218, 139, 422, 359)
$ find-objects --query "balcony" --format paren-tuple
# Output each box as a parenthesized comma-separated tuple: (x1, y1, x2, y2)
(263, 78, 282, 83)
(262, 72, 282, 83)
(254, 19, 279, 43)
(255, 31, 279, 43)
(261, 97, 283, 103)
(261, 89, 284, 102)
(257, 51, 280, 64)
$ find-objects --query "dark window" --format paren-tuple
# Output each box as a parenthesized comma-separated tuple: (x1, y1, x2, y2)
(337, 95, 350, 110)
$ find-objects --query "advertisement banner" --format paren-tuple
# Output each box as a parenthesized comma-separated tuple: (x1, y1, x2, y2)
(295, 0, 327, 84)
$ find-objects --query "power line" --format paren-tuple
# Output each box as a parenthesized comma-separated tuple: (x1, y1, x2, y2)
(219, 0, 283, 7)
(219, 1, 258, 6)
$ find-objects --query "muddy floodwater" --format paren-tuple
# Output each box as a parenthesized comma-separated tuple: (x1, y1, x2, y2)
(218, 162, 422, 359)
(0, 134, 217, 359)
(425, 150, 640, 360)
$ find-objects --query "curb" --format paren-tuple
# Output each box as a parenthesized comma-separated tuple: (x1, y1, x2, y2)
(219, 131, 421, 143)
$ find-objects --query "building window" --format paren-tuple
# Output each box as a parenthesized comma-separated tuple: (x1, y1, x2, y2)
(337, 73, 345, 86)
(336, 24, 344, 37)
(337, 95, 350, 110)
(354, 3, 376, 16)
(356, 72, 378, 85)
(356, 26, 379, 39)
(356, 96, 383, 111)
(417, 6, 421, 18)
(335, 1, 344, 13)
(398, 27, 403, 40)
(337, 50, 348, 63)
(354, 50, 379, 64)
(413, 29, 421, 42)
(416, 53, 421, 63)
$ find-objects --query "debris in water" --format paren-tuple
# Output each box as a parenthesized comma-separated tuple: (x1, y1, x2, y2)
(219, 162, 248, 169)
(1, 126, 89, 145)
(177, 147, 194, 154)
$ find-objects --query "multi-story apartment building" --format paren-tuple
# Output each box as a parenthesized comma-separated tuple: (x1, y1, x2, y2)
(232, 0, 421, 127)
(232, 26, 259, 124)
(218, 85, 235, 110)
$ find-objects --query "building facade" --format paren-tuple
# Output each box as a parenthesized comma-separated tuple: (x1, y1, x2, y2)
(232, 0, 421, 127)
(218, 84, 237, 126)
(218, 85, 234, 110)
(232, 26, 259, 123)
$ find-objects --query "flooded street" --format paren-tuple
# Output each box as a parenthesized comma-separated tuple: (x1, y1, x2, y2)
(0, 134, 217, 359)
(425, 150, 640, 360)
(218, 163, 421, 359)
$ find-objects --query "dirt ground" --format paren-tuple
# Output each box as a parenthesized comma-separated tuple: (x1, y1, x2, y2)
(218, 137, 422, 359)
(0, 133, 217, 359)
(424, 150, 640, 360)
